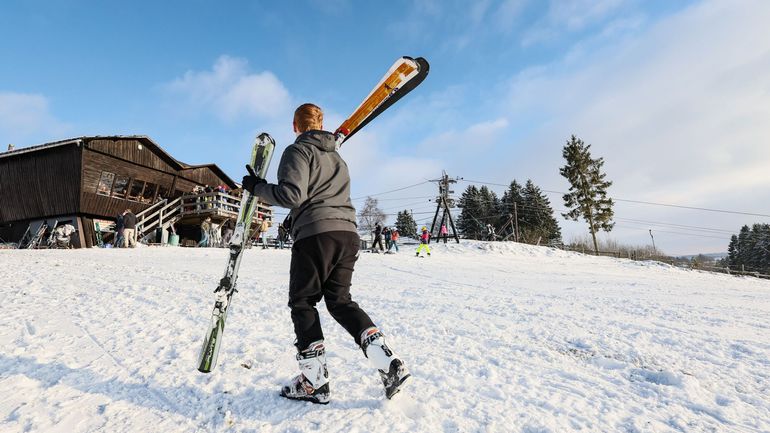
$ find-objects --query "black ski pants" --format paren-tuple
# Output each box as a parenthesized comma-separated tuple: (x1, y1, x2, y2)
(289, 231, 375, 350)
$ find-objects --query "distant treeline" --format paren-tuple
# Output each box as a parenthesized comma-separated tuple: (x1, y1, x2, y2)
(724, 224, 770, 274)
(456, 180, 562, 244)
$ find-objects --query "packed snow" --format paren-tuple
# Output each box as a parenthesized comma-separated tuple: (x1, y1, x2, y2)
(1, 241, 768, 432)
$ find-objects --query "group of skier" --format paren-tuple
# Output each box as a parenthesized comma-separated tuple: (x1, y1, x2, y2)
(370, 223, 400, 253)
(370, 223, 443, 257)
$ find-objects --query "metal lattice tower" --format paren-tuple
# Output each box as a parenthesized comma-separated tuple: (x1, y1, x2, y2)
(429, 170, 461, 243)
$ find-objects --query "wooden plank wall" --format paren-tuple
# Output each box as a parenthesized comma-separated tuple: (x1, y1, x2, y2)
(179, 167, 234, 188)
(80, 150, 176, 218)
(0, 145, 81, 223)
(87, 139, 177, 172)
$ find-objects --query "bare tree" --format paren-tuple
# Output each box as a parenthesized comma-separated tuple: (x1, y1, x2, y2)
(358, 197, 386, 239)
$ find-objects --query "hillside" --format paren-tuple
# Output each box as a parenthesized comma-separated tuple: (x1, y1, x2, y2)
(1, 242, 768, 432)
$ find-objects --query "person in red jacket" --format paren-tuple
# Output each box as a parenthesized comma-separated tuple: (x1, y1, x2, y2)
(387, 228, 400, 253)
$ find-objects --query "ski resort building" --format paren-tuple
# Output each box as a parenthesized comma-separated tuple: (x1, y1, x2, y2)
(0, 136, 271, 248)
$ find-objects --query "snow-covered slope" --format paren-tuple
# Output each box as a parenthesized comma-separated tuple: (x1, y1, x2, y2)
(1, 242, 768, 432)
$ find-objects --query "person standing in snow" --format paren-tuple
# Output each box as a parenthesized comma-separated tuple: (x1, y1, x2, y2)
(114, 212, 125, 248)
(383, 226, 392, 251)
(371, 223, 384, 253)
(242, 103, 410, 404)
(198, 217, 211, 247)
(387, 228, 399, 253)
(440, 223, 448, 244)
(259, 218, 270, 249)
(416, 226, 431, 257)
(122, 209, 137, 248)
(276, 223, 288, 249)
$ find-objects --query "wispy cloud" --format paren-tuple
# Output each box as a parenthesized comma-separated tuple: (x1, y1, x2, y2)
(491, 0, 770, 253)
(162, 55, 292, 122)
(0, 92, 71, 146)
(521, 0, 628, 45)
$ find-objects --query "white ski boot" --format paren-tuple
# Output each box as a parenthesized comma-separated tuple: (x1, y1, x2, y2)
(360, 327, 410, 399)
(280, 340, 330, 404)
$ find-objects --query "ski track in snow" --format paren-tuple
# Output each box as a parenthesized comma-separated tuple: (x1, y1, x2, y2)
(0, 241, 769, 432)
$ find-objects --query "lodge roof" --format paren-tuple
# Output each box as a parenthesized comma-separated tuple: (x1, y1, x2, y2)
(0, 135, 236, 186)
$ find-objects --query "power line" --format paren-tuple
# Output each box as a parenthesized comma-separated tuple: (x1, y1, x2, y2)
(351, 181, 431, 201)
(459, 179, 770, 219)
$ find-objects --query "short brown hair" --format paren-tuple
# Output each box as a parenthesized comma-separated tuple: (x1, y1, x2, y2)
(294, 103, 323, 133)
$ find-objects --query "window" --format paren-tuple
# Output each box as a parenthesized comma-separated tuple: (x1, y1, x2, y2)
(128, 179, 145, 201)
(96, 172, 115, 196)
(157, 185, 169, 201)
(112, 175, 130, 198)
(141, 182, 157, 203)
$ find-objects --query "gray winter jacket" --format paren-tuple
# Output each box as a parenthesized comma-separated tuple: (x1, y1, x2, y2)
(251, 130, 357, 241)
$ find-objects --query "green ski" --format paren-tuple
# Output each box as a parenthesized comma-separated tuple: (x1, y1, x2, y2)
(197, 133, 276, 373)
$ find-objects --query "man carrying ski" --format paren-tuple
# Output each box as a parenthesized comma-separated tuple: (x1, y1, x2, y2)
(242, 103, 410, 404)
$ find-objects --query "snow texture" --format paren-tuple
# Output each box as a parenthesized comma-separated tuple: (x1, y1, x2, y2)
(0, 241, 768, 432)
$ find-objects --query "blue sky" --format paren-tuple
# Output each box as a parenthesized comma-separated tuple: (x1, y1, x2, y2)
(2, 0, 770, 255)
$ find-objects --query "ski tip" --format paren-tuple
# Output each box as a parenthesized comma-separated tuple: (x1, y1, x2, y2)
(256, 132, 276, 145)
(415, 57, 430, 74)
(401, 56, 430, 74)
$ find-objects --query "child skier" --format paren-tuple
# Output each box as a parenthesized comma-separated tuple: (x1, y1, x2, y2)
(416, 226, 431, 257)
(387, 228, 399, 253)
(242, 103, 410, 404)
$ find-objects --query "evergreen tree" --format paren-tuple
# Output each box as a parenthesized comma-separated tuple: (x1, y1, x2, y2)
(457, 185, 484, 240)
(737, 225, 751, 269)
(500, 180, 524, 241)
(358, 197, 386, 240)
(758, 224, 770, 273)
(395, 210, 418, 238)
(478, 186, 502, 238)
(520, 180, 562, 245)
(727, 234, 739, 269)
(747, 224, 764, 270)
(560, 135, 614, 254)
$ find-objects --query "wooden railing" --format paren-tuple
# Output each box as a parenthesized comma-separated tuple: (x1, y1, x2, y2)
(136, 197, 183, 241)
(177, 191, 272, 220)
(135, 191, 272, 244)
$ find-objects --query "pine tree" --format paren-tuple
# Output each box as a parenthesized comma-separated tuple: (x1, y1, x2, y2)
(521, 180, 562, 245)
(727, 234, 739, 269)
(560, 135, 614, 254)
(457, 185, 484, 240)
(395, 210, 418, 238)
(758, 224, 770, 273)
(500, 180, 524, 241)
(737, 225, 751, 270)
(478, 186, 501, 239)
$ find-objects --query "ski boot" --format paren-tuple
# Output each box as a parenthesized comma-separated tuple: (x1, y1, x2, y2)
(360, 327, 411, 399)
(280, 340, 330, 404)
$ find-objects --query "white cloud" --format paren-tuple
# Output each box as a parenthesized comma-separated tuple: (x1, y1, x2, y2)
(163, 55, 292, 122)
(0, 92, 71, 145)
(522, 0, 628, 45)
(494, 0, 770, 253)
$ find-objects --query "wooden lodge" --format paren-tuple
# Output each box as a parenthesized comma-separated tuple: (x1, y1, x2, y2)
(0, 136, 271, 248)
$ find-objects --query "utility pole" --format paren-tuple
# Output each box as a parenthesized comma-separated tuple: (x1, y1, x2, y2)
(513, 202, 520, 242)
(429, 170, 461, 243)
(649, 229, 656, 253)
